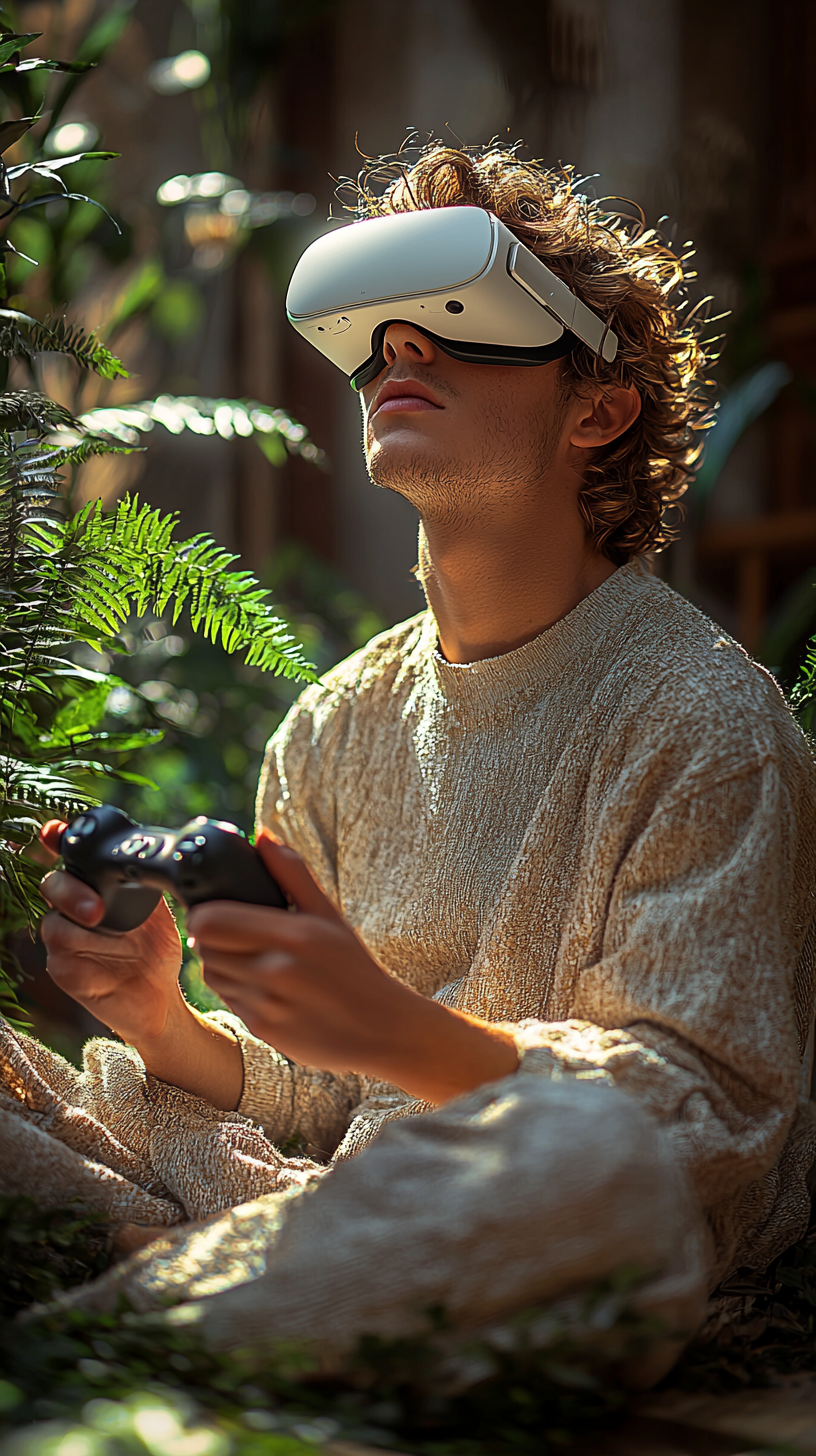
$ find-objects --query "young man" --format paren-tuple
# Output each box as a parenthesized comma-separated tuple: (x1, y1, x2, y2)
(6, 144, 816, 1378)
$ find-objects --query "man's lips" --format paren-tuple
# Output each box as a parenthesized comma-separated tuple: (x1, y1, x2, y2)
(371, 379, 444, 417)
(376, 396, 439, 415)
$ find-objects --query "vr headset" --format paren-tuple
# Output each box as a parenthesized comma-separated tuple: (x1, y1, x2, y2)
(286, 205, 618, 390)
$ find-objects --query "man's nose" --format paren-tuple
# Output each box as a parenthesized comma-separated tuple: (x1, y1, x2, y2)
(382, 323, 437, 368)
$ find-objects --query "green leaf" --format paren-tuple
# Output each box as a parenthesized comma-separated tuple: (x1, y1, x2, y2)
(0, 313, 128, 378)
(0, 33, 40, 67)
(693, 362, 792, 517)
(71, 0, 136, 65)
(7, 150, 120, 180)
(105, 257, 164, 334)
(255, 429, 287, 466)
(78, 396, 327, 465)
(0, 117, 37, 154)
(1, 57, 96, 74)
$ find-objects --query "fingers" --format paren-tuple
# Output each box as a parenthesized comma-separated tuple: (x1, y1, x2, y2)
(41, 906, 124, 957)
(197, 947, 295, 991)
(186, 901, 287, 951)
(40, 869, 105, 928)
(40, 820, 67, 855)
(186, 900, 338, 954)
(255, 830, 341, 920)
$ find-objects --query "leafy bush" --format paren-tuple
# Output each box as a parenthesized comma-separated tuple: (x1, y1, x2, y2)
(0, 1251, 654, 1456)
(0, 23, 320, 1026)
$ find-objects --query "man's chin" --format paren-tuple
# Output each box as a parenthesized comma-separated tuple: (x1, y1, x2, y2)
(366, 440, 460, 498)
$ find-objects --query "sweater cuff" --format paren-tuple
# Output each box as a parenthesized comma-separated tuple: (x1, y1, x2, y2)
(205, 1011, 296, 1139)
(498, 1018, 618, 1086)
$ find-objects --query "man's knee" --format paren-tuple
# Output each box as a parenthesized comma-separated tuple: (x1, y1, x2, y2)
(192, 1074, 707, 1360)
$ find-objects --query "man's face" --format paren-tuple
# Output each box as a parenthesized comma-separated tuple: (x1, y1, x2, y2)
(360, 322, 570, 519)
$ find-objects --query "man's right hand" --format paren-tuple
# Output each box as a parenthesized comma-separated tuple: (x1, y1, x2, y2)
(40, 863, 184, 1047)
(38, 822, 244, 1110)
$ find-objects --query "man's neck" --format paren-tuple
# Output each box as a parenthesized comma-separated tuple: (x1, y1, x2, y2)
(418, 514, 617, 665)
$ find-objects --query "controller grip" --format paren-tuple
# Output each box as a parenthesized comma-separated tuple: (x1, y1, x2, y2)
(100, 885, 164, 932)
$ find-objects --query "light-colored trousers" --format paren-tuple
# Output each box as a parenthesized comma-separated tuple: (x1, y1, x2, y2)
(54, 1074, 709, 1389)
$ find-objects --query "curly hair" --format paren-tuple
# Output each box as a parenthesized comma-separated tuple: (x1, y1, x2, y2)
(340, 142, 718, 564)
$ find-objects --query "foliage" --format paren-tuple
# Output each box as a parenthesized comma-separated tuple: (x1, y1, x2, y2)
(691, 361, 816, 705)
(690, 361, 792, 523)
(79, 396, 327, 472)
(0, 1191, 813, 1454)
(95, 541, 384, 835)
(791, 636, 816, 735)
(0, 1241, 658, 1455)
(0, 1196, 110, 1316)
(0, 20, 321, 1030)
(0, 448, 317, 1024)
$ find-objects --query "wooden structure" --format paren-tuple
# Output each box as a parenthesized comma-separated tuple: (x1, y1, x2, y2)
(695, 0, 816, 653)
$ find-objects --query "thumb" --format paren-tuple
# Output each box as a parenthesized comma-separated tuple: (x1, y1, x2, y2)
(255, 829, 340, 921)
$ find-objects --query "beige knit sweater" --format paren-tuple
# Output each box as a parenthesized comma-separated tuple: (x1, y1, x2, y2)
(245, 559, 816, 1279)
(1, 560, 815, 1299)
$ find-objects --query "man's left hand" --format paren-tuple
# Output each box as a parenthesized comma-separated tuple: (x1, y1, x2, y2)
(186, 830, 519, 1105)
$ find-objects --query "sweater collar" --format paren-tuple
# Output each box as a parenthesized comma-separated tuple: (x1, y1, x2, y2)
(424, 560, 650, 708)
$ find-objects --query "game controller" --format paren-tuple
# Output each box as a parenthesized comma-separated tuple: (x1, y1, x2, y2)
(56, 805, 287, 931)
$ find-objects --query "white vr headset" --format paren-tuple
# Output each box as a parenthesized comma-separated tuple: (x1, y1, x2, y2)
(286, 205, 618, 390)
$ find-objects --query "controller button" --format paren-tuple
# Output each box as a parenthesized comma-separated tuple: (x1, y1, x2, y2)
(191, 852, 204, 866)
(173, 851, 184, 861)
(176, 840, 198, 853)
(69, 815, 95, 837)
(194, 835, 207, 846)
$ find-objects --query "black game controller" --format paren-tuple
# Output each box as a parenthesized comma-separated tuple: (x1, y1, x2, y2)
(58, 805, 287, 931)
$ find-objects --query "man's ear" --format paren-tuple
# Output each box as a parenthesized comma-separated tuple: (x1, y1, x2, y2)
(569, 383, 641, 451)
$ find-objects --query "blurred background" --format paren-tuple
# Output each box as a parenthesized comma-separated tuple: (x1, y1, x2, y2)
(6, 0, 816, 1043)
(12, 0, 816, 645)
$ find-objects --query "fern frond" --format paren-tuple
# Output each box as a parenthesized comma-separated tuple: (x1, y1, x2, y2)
(791, 633, 816, 731)
(79, 396, 328, 467)
(54, 498, 319, 680)
(0, 435, 65, 526)
(0, 391, 77, 434)
(0, 310, 127, 379)
(50, 434, 141, 468)
(32, 316, 128, 379)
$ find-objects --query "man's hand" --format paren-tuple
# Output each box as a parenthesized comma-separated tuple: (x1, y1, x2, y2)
(187, 830, 519, 1105)
(39, 821, 244, 1109)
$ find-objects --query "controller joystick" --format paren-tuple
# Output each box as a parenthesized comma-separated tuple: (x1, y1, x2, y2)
(58, 805, 287, 931)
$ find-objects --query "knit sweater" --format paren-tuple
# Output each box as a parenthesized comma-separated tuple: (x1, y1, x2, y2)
(240, 560, 816, 1280)
(1, 561, 814, 1294)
